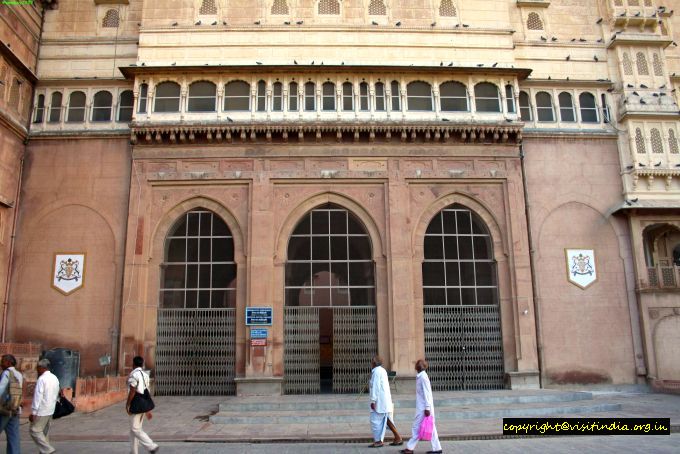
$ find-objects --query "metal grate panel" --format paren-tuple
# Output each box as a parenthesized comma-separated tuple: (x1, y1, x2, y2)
(332, 306, 377, 393)
(424, 305, 504, 391)
(156, 308, 235, 396)
(284, 307, 320, 394)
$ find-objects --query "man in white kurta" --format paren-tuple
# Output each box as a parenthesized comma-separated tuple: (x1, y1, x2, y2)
(403, 359, 442, 454)
(369, 356, 393, 447)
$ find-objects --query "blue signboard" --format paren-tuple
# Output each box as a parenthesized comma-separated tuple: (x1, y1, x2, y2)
(250, 328, 268, 339)
(246, 307, 273, 326)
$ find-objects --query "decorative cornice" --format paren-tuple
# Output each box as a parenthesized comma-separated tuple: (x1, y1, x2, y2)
(130, 121, 524, 146)
(516, 0, 550, 8)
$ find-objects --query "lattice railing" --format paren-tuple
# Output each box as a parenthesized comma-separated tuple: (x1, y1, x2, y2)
(332, 306, 377, 393)
(643, 266, 680, 289)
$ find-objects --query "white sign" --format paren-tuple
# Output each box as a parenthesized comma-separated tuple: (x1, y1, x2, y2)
(565, 249, 597, 289)
(52, 253, 86, 295)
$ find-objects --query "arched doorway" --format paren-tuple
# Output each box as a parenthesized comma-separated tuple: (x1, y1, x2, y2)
(155, 209, 237, 395)
(283, 203, 377, 394)
(422, 204, 504, 391)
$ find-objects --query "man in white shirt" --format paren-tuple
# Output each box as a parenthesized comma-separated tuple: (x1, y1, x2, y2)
(401, 359, 442, 454)
(126, 355, 159, 454)
(0, 354, 23, 454)
(30, 358, 60, 454)
(368, 355, 403, 448)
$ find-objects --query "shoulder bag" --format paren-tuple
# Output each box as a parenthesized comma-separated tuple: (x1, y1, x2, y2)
(129, 370, 155, 414)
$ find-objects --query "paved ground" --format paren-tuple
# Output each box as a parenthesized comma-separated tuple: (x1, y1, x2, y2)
(31, 436, 680, 453)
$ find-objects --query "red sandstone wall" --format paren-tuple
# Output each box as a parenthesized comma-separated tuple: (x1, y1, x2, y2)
(8, 137, 131, 375)
(524, 137, 637, 385)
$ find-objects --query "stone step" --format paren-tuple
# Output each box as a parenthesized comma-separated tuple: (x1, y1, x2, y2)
(209, 400, 621, 425)
(217, 390, 593, 412)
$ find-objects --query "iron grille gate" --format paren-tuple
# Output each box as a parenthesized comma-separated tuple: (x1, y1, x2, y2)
(155, 308, 236, 396)
(284, 306, 377, 394)
(424, 305, 504, 391)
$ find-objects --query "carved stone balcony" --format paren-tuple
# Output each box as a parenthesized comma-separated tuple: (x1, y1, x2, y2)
(641, 265, 680, 291)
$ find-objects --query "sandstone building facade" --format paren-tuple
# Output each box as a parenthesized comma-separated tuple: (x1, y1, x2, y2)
(1, 0, 679, 395)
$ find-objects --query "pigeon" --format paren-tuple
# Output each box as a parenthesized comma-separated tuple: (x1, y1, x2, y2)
(256, 61, 263, 65)
(627, 84, 634, 88)
(448, 62, 453, 66)
(211, 21, 217, 25)
(654, 161, 662, 167)
(294, 60, 298, 64)
(462, 24, 469, 28)
(596, 18, 603, 24)
(652, 93, 659, 97)
(566, 55, 570, 61)
(171, 62, 176, 66)
(477, 63, 484, 67)
(630, 198, 638, 202)
(227, 117, 234, 123)
(492, 62, 498, 67)
(551, 37, 558, 41)
(594, 55, 599, 61)
(296, 20, 304, 25)
(619, 12, 626, 17)
(634, 12, 641, 17)
(310, 60, 314, 65)
(540, 36, 547, 41)
(597, 38, 603, 43)
(172, 22, 178, 26)
(254, 20, 261, 25)
(195, 20, 201, 25)
(607, 88, 614, 92)
(395, 21, 402, 26)
(431, 22, 436, 27)
(284, 21, 290, 25)
(571, 38, 577, 42)
(440, 62, 444, 66)
(579, 38, 586, 42)
(660, 84, 666, 89)
(223, 21, 227, 25)
(372, 21, 379, 25)
(625, 165, 634, 170)
(640, 84, 648, 88)
(441, 118, 450, 122)
(640, 99, 647, 104)
(141, 62, 145, 66)
(633, 91, 640, 96)
(638, 162, 646, 167)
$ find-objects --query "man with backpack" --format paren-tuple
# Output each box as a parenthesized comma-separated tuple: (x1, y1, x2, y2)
(0, 354, 23, 454)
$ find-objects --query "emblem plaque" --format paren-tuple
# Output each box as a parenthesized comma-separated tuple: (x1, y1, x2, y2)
(52, 253, 86, 295)
(565, 249, 597, 289)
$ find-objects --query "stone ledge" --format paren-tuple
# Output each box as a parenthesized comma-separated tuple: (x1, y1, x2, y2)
(506, 370, 541, 389)
(235, 377, 284, 396)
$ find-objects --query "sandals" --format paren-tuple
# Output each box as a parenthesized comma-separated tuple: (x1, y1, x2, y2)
(368, 442, 384, 448)
(389, 440, 404, 446)
(399, 450, 414, 454)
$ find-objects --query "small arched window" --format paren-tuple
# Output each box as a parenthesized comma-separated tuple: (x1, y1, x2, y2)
(579, 92, 599, 123)
(407, 81, 433, 111)
(49, 91, 63, 123)
(322, 82, 336, 111)
(92, 91, 113, 121)
(439, 0, 457, 17)
(318, 0, 340, 15)
(288, 82, 299, 111)
(188, 81, 216, 112)
(34, 94, 45, 123)
(440, 81, 468, 112)
(519, 91, 532, 121)
(199, 0, 218, 15)
(653, 54, 664, 77)
(636, 52, 649, 75)
(474, 82, 501, 113)
(668, 129, 679, 154)
(527, 12, 544, 30)
(257, 80, 267, 112)
(138, 83, 148, 113)
(390, 81, 401, 111)
(224, 81, 250, 111)
(622, 52, 633, 76)
(272, 82, 283, 112)
(102, 9, 120, 28)
(505, 85, 515, 114)
(375, 82, 386, 111)
(118, 90, 134, 122)
(558, 92, 575, 122)
(342, 82, 354, 111)
(67, 91, 87, 122)
(304, 82, 316, 111)
(368, 0, 386, 15)
(650, 128, 663, 154)
(360, 82, 370, 111)
(271, 0, 289, 15)
(635, 128, 646, 154)
(154, 82, 181, 112)
(535, 91, 555, 122)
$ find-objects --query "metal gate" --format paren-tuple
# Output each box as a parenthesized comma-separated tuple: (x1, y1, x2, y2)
(284, 306, 377, 394)
(155, 308, 236, 396)
(424, 305, 504, 391)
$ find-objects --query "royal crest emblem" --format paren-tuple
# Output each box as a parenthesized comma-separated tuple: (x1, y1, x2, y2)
(565, 249, 597, 289)
(52, 253, 86, 295)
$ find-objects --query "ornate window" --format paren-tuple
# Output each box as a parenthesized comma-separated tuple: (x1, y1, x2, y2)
(439, 0, 457, 17)
(102, 9, 120, 28)
(288, 82, 299, 111)
(360, 82, 370, 111)
(188, 81, 216, 112)
(558, 92, 575, 122)
(527, 12, 544, 31)
(199, 0, 218, 15)
(519, 91, 532, 121)
(49, 92, 62, 123)
(368, 0, 386, 15)
(34, 94, 45, 123)
(318, 0, 340, 15)
(439, 81, 468, 112)
(138, 83, 148, 113)
(635, 128, 646, 154)
(271, 0, 289, 15)
(407, 81, 433, 111)
(272, 82, 283, 111)
(285, 203, 375, 307)
(669, 129, 679, 154)
(224, 81, 250, 111)
(322, 82, 336, 111)
(474, 83, 501, 113)
(653, 54, 664, 77)
(505, 85, 516, 114)
(154, 82, 181, 113)
(92, 91, 113, 121)
(423, 204, 497, 306)
(8, 78, 20, 110)
(304, 82, 316, 111)
(390, 81, 400, 111)
(651, 128, 663, 153)
(535, 91, 555, 122)
(67, 91, 87, 122)
(579, 92, 599, 123)
(622, 52, 633, 76)
(161, 209, 236, 309)
(375, 82, 386, 111)
(118, 90, 134, 122)
(342, 82, 353, 111)
(257, 80, 267, 112)
(636, 52, 649, 75)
